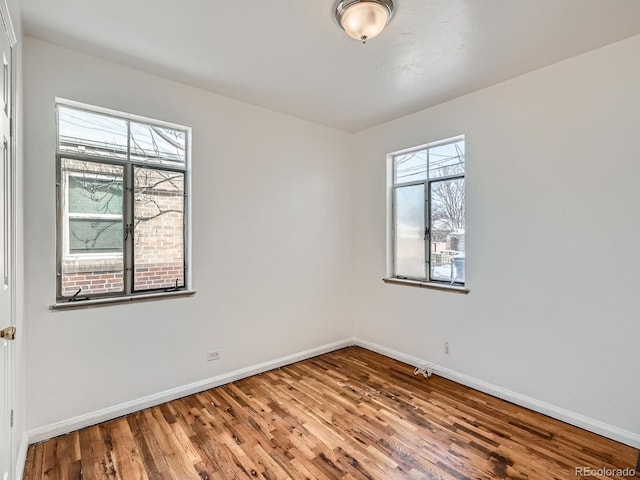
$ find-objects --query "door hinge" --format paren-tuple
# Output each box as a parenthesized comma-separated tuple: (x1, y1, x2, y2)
(10, 409, 13, 428)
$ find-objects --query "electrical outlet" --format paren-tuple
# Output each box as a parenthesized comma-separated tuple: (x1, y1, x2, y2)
(444, 342, 450, 355)
(207, 350, 220, 361)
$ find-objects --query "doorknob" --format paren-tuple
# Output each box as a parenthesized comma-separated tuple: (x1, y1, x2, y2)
(0, 326, 15, 340)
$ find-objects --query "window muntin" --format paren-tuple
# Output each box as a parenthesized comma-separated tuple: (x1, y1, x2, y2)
(56, 102, 190, 301)
(391, 136, 465, 285)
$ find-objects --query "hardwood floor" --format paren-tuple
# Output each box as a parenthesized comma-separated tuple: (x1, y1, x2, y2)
(23, 347, 639, 479)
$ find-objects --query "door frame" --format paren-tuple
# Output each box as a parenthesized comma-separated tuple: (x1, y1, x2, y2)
(0, 1, 17, 478)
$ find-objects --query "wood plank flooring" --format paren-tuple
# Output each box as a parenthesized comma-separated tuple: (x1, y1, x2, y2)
(23, 347, 639, 479)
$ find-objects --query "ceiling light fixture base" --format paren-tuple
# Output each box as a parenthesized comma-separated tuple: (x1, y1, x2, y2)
(335, 0, 395, 43)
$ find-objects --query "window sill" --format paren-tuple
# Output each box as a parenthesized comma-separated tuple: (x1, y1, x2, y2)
(50, 289, 196, 310)
(382, 277, 469, 294)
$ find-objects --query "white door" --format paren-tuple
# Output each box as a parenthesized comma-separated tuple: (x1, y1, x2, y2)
(0, 2, 15, 479)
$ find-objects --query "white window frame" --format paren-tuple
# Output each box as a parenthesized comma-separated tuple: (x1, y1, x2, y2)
(54, 98, 193, 304)
(385, 135, 469, 293)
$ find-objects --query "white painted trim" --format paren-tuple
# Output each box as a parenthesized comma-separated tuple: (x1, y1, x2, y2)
(15, 433, 27, 480)
(353, 339, 640, 449)
(27, 338, 355, 443)
(25, 337, 640, 450)
(0, 0, 16, 47)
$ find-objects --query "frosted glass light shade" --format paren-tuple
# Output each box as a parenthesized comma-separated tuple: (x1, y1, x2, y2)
(336, 0, 395, 43)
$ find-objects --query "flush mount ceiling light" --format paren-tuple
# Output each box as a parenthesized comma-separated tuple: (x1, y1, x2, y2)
(335, 0, 395, 43)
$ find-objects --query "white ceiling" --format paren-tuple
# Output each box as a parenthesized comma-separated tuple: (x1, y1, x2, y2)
(20, 0, 640, 132)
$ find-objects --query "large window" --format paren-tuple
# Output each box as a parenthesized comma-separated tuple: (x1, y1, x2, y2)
(390, 136, 465, 285)
(56, 101, 190, 301)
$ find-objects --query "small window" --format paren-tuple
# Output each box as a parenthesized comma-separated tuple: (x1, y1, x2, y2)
(56, 101, 190, 301)
(390, 136, 465, 285)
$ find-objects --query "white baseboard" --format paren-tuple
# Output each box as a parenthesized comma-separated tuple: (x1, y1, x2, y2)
(25, 336, 640, 450)
(27, 338, 355, 444)
(15, 433, 28, 480)
(353, 338, 640, 449)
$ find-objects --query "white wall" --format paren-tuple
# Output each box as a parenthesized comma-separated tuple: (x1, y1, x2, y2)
(23, 37, 353, 430)
(352, 35, 640, 440)
(22, 31, 640, 448)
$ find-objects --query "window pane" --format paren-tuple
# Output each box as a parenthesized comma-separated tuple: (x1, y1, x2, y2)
(60, 159, 124, 297)
(58, 106, 128, 159)
(62, 158, 124, 253)
(130, 122, 186, 165)
(69, 219, 122, 254)
(60, 257, 124, 297)
(68, 176, 123, 215)
(133, 167, 185, 291)
(394, 184, 425, 278)
(395, 150, 427, 183)
(428, 140, 465, 179)
(430, 178, 465, 283)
